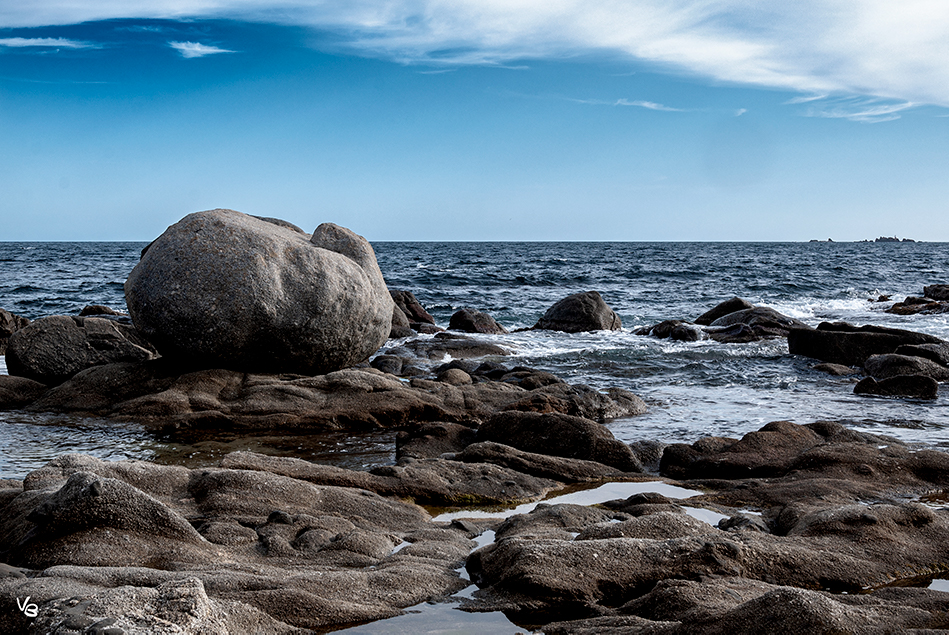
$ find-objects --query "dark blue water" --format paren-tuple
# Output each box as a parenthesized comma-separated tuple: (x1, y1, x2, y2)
(1, 241, 948, 479)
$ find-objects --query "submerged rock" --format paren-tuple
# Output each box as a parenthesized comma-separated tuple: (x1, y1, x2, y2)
(125, 210, 394, 375)
(707, 306, 809, 337)
(639, 301, 806, 344)
(533, 291, 622, 333)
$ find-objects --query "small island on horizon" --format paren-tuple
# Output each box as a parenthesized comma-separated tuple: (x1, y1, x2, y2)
(809, 236, 918, 243)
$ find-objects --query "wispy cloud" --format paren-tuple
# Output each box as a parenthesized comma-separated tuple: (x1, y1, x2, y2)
(565, 96, 683, 112)
(615, 99, 683, 112)
(802, 97, 916, 123)
(168, 41, 234, 58)
(3, 1, 949, 106)
(0, 37, 95, 49)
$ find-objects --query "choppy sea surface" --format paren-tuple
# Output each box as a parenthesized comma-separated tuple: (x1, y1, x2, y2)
(1, 241, 948, 480)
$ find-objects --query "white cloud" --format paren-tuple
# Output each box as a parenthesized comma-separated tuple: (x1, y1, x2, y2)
(802, 97, 917, 124)
(3, 1, 949, 105)
(614, 99, 683, 112)
(0, 37, 95, 49)
(169, 41, 234, 58)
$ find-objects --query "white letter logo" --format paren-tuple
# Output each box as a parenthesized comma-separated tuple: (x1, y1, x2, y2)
(17, 596, 38, 618)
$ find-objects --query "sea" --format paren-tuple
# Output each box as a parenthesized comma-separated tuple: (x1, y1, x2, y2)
(1, 241, 948, 481)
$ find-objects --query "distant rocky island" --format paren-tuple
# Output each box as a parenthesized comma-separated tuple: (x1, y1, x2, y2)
(809, 236, 917, 243)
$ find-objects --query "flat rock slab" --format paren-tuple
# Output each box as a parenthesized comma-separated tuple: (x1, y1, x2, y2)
(788, 322, 945, 366)
(18, 362, 646, 432)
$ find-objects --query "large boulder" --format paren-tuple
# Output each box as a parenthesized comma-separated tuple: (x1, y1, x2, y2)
(124, 210, 394, 375)
(6, 316, 158, 385)
(788, 322, 944, 366)
(532, 291, 621, 333)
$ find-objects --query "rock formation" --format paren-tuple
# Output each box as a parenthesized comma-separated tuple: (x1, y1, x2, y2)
(124, 210, 394, 375)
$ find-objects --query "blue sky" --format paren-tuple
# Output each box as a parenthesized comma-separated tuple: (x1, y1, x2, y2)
(2, 1, 948, 241)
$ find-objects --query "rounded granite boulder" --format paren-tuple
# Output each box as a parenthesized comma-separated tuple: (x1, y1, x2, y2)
(532, 291, 621, 333)
(124, 209, 394, 374)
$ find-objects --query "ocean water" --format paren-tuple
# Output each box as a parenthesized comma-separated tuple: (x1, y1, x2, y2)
(1, 241, 948, 480)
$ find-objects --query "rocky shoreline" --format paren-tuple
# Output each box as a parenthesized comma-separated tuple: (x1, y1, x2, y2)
(2, 212, 949, 633)
(5, 417, 949, 633)
(3, 299, 949, 633)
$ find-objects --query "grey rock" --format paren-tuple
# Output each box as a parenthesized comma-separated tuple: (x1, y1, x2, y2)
(478, 411, 643, 473)
(864, 353, 949, 381)
(694, 297, 755, 326)
(854, 375, 939, 400)
(390, 290, 436, 326)
(437, 368, 473, 385)
(6, 316, 157, 385)
(924, 284, 949, 301)
(79, 305, 123, 317)
(27, 361, 645, 432)
(396, 422, 477, 461)
(389, 303, 414, 339)
(0, 308, 30, 355)
(812, 362, 859, 376)
(370, 354, 404, 375)
(125, 209, 393, 374)
(0, 375, 48, 409)
(399, 333, 511, 360)
(533, 291, 622, 333)
(708, 306, 810, 337)
(456, 441, 631, 483)
(895, 342, 949, 367)
(788, 321, 944, 366)
(449, 307, 508, 334)
(637, 320, 704, 341)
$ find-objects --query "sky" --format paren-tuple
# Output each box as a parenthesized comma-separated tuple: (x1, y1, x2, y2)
(1, 1, 948, 242)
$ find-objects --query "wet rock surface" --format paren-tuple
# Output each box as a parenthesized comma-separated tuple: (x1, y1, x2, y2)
(788, 321, 945, 367)
(637, 298, 810, 343)
(11, 360, 645, 433)
(460, 420, 949, 633)
(4, 419, 949, 633)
